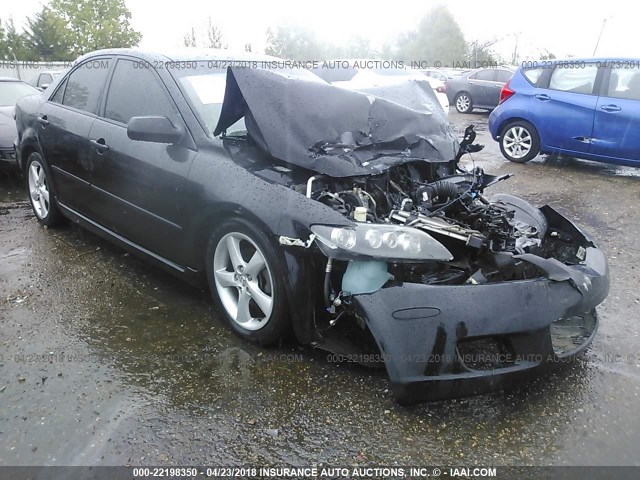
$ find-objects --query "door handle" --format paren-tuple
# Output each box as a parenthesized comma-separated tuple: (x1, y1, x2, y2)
(37, 115, 49, 126)
(600, 104, 621, 112)
(90, 138, 110, 153)
(534, 94, 551, 101)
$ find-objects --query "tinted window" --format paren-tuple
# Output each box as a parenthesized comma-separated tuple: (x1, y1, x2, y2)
(471, 69, 495, 81)
(496, 70, 513, 83)
(104, 59, 177, 124)
(549, 64, 598, 94)
(50, 78, 67, 104)
(62, 59, 111, 113)
(607, 67, 640, 101)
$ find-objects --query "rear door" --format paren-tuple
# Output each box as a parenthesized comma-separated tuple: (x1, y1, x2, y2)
(535, 63, 600, 154)
(467, 69, 497, 107)
(590, 64, 640, 164)
(87, 57, 195, 262)
(36, 58, 112, 213)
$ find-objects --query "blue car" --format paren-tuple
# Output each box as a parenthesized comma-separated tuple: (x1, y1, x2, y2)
(489, 58, 640, 166)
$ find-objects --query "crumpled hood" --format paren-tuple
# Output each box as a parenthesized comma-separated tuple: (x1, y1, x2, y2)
(0, 106, 17, 147)
(214, 67, 459, 177)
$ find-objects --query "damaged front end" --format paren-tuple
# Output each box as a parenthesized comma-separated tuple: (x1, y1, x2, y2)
(216, 66, 609, 403)
(301, 153, 608, 403)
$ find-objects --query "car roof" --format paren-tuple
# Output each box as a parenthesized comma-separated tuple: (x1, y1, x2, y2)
(0, 77, 25, 82)
(75, 47, 277, 63)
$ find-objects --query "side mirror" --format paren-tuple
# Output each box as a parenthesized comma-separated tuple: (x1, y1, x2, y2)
(127, 116, 184, 144)
(40, 83, 50, 90)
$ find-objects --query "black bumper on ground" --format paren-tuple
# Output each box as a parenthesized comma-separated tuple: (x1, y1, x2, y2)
(351, 207, 610, 404)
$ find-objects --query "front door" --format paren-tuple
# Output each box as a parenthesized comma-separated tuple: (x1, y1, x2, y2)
(87, 58, 195, 263)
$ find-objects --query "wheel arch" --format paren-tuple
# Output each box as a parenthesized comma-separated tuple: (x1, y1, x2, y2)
(190, 202, 319, 344)
(497, 116, 539, 139)
(18, 131, 44, 176)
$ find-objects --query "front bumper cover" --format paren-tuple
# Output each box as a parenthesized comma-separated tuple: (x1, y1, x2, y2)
(351, 206, 609, 404)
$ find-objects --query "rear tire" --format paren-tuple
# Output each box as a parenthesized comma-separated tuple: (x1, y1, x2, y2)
(499, 121, 540, 163)
(455, 93, 473, 113)
(26, 152, 63, 227)
(205, 218, 290, 345)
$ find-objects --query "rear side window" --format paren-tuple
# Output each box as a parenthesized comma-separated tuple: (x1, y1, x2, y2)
(62, 58, 112, 113)
(606, 66, 640, 101)
(522, 68, 545, 86)
(470, 69, 495, 81)
(104, 59, 177, 124)
(549, 64, 598, 94)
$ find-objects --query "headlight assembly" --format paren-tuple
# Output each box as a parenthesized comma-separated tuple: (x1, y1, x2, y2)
(310, 224, 452, 262)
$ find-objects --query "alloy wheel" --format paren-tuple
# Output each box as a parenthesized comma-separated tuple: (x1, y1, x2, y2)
(456, 94, 471, 112)
(503, 126, 532, 159)
(28, 160, 50, 219)
(213, 232, 274, 331)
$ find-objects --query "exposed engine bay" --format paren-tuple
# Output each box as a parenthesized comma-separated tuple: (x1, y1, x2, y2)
(300, 128, 557, 293)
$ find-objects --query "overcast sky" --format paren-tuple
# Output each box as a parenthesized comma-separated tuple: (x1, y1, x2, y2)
(4, 0, 639, 61)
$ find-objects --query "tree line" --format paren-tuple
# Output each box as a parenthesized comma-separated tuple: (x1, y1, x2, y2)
(2, 3, 500, 66)
(262, 6, 500, 66)
(0, 0, 141, 61)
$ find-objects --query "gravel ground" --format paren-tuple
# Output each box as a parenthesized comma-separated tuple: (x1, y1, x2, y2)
(0, 110, 639, 467)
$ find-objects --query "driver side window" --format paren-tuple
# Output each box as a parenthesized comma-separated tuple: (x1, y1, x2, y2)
(104, 59, 177, 125)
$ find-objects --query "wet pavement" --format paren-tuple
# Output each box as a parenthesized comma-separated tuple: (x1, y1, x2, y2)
(1, 111, 639, 467)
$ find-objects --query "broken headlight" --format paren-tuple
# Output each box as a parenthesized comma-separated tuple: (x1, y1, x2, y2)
(310, 224, 452, 262)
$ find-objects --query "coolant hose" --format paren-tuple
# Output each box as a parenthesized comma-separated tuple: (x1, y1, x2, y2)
(324, 258, 333, 309)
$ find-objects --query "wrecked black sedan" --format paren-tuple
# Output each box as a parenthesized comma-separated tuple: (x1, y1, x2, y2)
(14, 50, 609, 403)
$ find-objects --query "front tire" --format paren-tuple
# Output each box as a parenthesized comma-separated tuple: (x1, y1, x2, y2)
(499, 121, 540, 163)
(206, 218, 290, 345)
(26, 152, 63, 227)
(455, 93, 473, 113)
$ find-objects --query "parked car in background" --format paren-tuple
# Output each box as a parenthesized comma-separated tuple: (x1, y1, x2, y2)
(489, 58, 640, 165)
(447, 67, 515, 113)
(421, 68, 470, 83)
(32, 71, 63, 91)
(0, 77, 40, 168)
(312, 60, 449, 113)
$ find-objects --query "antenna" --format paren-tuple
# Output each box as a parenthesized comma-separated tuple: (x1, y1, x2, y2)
(593, 18, 608, 56)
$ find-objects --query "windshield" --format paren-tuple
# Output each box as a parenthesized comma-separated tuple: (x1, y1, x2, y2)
(0, 81, 39, 106)
(172, 66, 246, 137)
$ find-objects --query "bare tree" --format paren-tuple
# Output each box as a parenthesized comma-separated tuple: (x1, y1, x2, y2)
(206, 18, 223, 49)
(183, 27, 197, 47)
